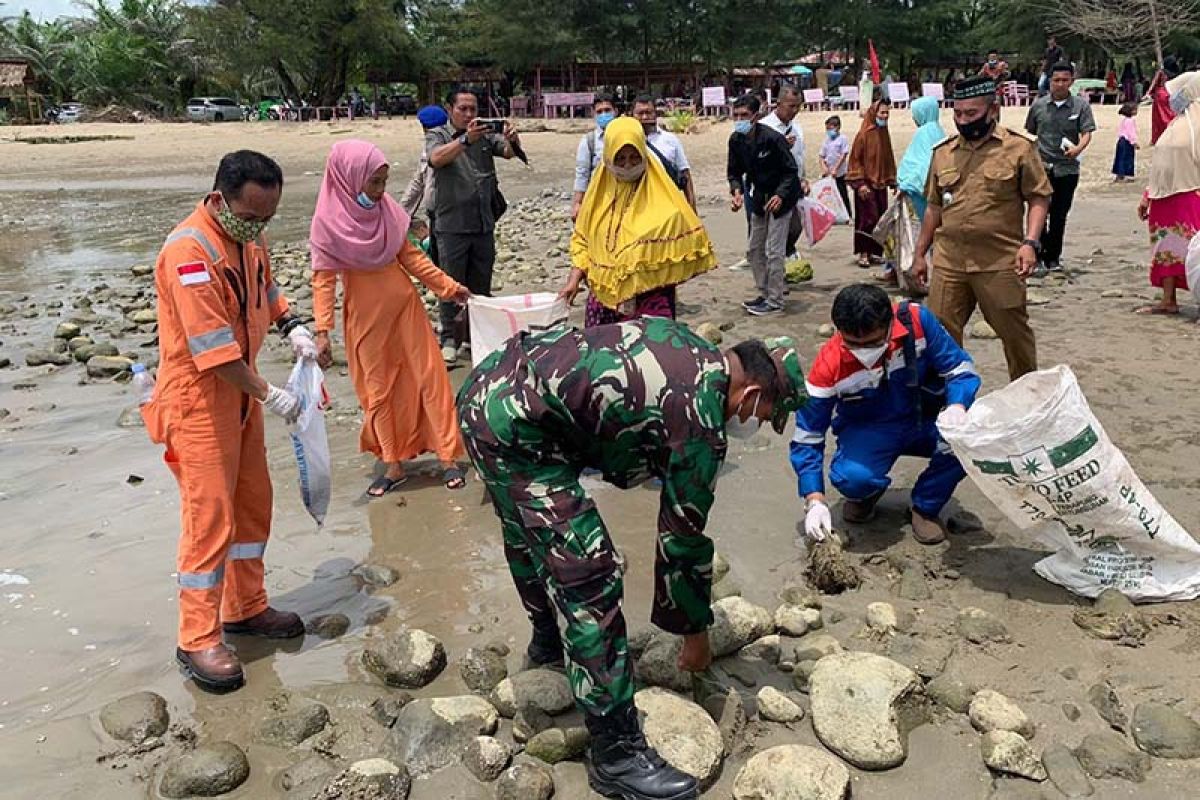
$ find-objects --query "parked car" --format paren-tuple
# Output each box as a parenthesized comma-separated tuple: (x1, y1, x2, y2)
(58, 102, 84, 123)
(186, 97, 241, 122)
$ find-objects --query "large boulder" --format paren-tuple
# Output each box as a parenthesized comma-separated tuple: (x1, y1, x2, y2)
(710, 597, 774, 657)
(159, 742, 250, 798)
(809, 651, 926, 770)
(634, 688, 724, 786)
(732, 745, 851, 800)
(385, 696, 499, 776)
(362, 628, 447, 689)
(99, 691, 168, 745)
(1131, 702, 1200, 759)
(489, 669, 573, 717)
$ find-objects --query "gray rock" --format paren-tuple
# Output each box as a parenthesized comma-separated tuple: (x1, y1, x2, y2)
(1074, 731, 1151, 782)
(896, 566, 933, 601)
(306, 613, 350, 639)
(711, 575, 743, 600)
(1101, 289, 1124, 299)
(279, 754, 339, 792)
(257, 701, 330, 747)
(970, 320, 998, 339)
(54, 322, 81, 339)
(970, 690, 1035, 738)
(816, 323, 835, 338)
(982, 730, 1047, 781)
(635, 634, 690, 692)
(635, 688, 724, 785)
(524, 726, 589, 764)
(696, 322, 723, 345)
(1062, 703, 1082, 722)
(128, 308, 158, 324)
(757, 686, 805, 723)
(710, 597, 774, 657)
(489, 669, 573, 717)
(1087, 681, 1127, 732)
(1072, 589, 1150, 646)
(774, 604, 811, 637)
(810, 651, 926, 770)
(464, 736, 511, 782)
(702, 688, 746, 756)
(1026, 292, 1051, 306)
(495, 758, 555, 800)
(712, 552, 731, 584)
(1042, 743, 1094, 797)
(777, 584, 822, 609)
(131, 264, 154, 277)
(353, 563, 400, 587)
(792, 632, 843, 663)
(159, 742, 251, 798)
(25, 350, 72, 367)
(732, 744, 850, 800)
(958, 607, 1010, 644)
(460, 647, 509, 694)
(66, 335, 92, 351)
(1131, 702, 1200, 759)
(369, 694, 414, 729)
(927, 673, 979, 714)
(74, 342, 119, 363)
(320, 759, 411, 799)
(512, 704, 554, 744)
(885, 636, 950, 681)
(86, 355, 134, 378)
(792, 660, 818, 693)
(385, 695, 499, 776)
(741, 634, 782, 664)
(362, 628, 447, 689)
(99, 691, 169, 744)
(865, 602, 899, 634)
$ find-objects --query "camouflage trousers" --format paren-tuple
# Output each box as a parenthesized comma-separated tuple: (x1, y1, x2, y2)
(457, 351, 632, 717)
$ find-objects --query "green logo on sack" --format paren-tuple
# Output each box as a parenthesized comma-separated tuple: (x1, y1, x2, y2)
(972, 426, 1098, 481)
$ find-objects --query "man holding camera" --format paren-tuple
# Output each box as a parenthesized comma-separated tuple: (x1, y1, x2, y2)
(426, 88, 522, 363)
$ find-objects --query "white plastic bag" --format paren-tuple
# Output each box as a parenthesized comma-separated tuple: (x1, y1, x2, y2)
(797, 198, 837, 246)
(871, 194, 923, 295)
(939, 366, 1200, 602)
(1186, 229, 1200, 305)
(810, 177, 851, 224)
(285, 358, 331, 526)
(468, 293, 570, 367)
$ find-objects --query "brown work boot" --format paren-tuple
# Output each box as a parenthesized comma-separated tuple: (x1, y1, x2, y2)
(223, 607, 305, 639)
(911, 509, 948, 545)
(841, 492, 883, 524)
(176, 644, 244, 691)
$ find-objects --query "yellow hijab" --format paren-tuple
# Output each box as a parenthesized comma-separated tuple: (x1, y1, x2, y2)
(570, 116, 716, 309)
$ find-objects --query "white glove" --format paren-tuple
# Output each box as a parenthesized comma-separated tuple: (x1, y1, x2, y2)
(937, 404, 968, 430)
(288, 326, 318, 360)
(262, 383, 301, 424)
(804, 500, 832, 542)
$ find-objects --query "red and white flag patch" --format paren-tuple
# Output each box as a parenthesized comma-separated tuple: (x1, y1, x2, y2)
(177, 261, 211, 286)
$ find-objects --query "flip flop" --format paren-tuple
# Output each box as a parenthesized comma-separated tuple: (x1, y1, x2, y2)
(1133, 305, 1180, 315)
(367, 474, 408, 497)
(443, 466, 467, 490)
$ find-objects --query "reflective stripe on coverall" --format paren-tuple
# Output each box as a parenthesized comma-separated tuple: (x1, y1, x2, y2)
(142, 201, 290, 651)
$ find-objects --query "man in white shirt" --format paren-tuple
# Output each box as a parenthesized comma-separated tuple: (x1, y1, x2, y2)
(632, 94, 696, 209)
(571, 94, 618, 220)
(759, 84, 807, 260)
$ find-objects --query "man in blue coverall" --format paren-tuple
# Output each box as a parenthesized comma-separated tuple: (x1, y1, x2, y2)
(792, 284, 981, 544)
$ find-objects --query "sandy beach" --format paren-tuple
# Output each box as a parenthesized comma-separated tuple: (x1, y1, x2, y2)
(2, 105, 1200, 800)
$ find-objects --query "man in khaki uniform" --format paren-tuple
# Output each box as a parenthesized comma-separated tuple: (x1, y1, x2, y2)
(912, 76, 1051, 381)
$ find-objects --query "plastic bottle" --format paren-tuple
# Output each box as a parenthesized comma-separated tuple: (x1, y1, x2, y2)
(131, 363, 155, 406)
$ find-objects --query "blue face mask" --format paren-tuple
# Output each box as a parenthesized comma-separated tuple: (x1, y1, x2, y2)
(596, 111, 615, 130)
(875, 118, 888, 128)
(356, 191, 376, 209)
(826, 129, 839, 139)
(734, 120, 753, 135)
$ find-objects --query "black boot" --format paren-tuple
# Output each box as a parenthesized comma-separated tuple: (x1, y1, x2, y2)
(525, 621, 565, 668)
(586, 704, 699, 800)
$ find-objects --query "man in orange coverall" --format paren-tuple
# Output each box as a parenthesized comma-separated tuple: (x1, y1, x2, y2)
(142, 150, 318, 691)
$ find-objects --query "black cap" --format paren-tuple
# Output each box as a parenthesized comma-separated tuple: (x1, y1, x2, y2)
(954, 76, 996, 100)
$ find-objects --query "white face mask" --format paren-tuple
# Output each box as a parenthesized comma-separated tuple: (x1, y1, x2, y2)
(849, 343, 888, 368)
(609, 161, 647, 183)
(726, 391, 762, 439)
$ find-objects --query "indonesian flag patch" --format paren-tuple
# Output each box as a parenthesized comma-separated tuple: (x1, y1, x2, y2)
(176, 261, 210, 286)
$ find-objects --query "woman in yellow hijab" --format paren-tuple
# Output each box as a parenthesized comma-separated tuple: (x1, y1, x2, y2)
(560, 115, 716, 326)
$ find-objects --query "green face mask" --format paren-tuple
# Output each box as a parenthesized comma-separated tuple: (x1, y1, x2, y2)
(217, 193, 269, 243)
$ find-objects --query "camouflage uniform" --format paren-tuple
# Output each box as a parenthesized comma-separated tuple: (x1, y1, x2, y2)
(456, 318, 730, 717)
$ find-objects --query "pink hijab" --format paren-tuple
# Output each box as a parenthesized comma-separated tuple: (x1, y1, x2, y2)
(310, 139, 410, 271)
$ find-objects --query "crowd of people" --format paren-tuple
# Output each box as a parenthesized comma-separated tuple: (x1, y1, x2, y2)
(137, 49, 1200, 799)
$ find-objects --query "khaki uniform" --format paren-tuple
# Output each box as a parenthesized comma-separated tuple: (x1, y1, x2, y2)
(924, 126, 1052, 380)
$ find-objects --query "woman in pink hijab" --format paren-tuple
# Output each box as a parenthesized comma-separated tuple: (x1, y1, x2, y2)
(311, 139, 471, 495)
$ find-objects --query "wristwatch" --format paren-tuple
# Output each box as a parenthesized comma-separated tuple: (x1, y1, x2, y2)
(1021, 238, 1042, 254)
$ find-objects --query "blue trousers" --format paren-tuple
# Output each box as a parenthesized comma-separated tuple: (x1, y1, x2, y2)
(829, 419, 965, 517)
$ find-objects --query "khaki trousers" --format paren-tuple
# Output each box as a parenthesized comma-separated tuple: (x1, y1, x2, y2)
(928, 268, 1037, 381)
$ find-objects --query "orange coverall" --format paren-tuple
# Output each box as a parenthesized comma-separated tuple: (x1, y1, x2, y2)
(141, 202, 290, 652)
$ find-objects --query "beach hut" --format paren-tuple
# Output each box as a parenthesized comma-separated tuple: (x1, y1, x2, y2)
(0, 59, 41, 123)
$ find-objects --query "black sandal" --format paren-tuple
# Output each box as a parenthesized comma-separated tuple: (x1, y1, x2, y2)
(367, 474, 408, 497)
(443, 466, 467, 490)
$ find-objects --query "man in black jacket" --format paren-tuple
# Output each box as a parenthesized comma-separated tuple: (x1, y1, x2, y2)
(728, 93, 801, 316)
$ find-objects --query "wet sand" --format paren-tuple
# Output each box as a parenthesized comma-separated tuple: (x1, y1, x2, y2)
(2, 108, 1200, 799)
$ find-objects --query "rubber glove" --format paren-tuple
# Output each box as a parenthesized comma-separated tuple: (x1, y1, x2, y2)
(288, 326, 318, 360)
(261, 383, 301, 424)
(804, 499, 832, 542)
(937, 404, 968, 430)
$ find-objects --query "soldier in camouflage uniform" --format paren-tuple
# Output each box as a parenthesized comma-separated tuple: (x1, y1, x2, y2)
(457, 317, 806, 800)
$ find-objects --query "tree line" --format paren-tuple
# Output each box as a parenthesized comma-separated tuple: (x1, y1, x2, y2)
(1, 0, 1196, 113)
